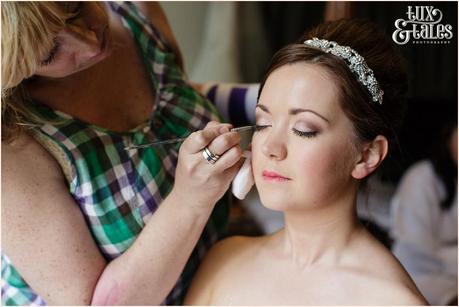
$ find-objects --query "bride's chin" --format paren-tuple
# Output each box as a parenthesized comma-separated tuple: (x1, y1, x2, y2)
(258, 192, 291, 212)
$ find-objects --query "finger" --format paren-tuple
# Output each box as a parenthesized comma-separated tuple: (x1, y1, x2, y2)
(204, 121, 233, 133)
(211, 145, 243, 172)
(204, 121, 220, 129)
(218, 157, 246, 188)
(183, 124, 231, 153)
(219, 124, 232, 134)
(206, 131, 241, 157)
(226, 157, 246, 180)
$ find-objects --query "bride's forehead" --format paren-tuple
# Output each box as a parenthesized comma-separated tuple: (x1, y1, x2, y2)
(262, 64, 340, 108)
(268, 63, 336, 85)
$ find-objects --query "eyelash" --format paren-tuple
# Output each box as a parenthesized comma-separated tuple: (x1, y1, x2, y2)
(41, 3, 82, 66)
(254, 125, 317, 138)
(42, 40, 60, 66)
(254, 125, 271, 131)
(292, 129, 318, 138)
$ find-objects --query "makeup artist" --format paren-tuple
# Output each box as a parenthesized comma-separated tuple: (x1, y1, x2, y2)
(1, 2, 252, 305)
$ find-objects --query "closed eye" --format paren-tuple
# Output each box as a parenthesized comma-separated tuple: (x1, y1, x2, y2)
(292, 128, 317, 138)
(41, 39, 60, 66)
(254, 124, 271, 132)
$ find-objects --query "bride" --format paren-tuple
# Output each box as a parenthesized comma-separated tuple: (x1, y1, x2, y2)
(184, 19, 428, 305)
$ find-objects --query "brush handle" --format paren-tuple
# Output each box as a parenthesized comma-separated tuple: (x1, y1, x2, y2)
(124, 125, 257, 150)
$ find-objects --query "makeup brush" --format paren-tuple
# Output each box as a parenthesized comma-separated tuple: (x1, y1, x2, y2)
(124, 125, 265, 150)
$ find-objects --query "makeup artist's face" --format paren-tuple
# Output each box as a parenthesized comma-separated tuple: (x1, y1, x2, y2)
(252, 63, 359, 211)
(35, 2, 112, 78)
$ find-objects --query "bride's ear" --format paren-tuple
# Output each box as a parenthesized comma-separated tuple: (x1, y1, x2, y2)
(351, 135, 388, 179)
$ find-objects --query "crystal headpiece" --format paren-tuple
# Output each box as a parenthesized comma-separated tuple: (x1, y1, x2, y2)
(303, 37, 384, 105)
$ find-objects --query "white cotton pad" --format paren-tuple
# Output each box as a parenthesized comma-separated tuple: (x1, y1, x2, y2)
(232, 150, 254, 200)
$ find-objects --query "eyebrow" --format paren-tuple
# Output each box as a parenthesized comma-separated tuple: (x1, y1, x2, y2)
(256, 104, 330, 123)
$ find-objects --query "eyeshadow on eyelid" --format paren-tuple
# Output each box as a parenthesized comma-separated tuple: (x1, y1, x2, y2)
(294, 120, 317, 128)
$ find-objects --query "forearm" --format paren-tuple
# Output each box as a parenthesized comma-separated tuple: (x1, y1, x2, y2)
(91, 191, 213, 305)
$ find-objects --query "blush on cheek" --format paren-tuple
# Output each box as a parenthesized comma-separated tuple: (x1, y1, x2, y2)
(250, 140, 262, 176)
(295, 148, 348, 197)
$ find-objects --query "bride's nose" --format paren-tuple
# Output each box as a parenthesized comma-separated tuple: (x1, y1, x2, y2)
(261, 129, 287, 161)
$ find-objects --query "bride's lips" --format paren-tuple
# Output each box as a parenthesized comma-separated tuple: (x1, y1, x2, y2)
(262, 170, 291, 182)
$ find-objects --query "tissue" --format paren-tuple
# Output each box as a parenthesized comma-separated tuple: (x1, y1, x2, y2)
(231, 151, 254, 200)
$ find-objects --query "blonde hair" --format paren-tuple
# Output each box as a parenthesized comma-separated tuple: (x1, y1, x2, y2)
(1, 2, 72, 142)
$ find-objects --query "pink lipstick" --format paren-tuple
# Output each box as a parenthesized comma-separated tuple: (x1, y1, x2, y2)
(262, 170, 291, 182)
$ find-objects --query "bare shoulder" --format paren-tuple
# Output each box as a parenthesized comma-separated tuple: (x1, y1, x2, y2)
(184, 236, 263, 305)
(382, 283, 429, 305)
(198, 235, 262, 278)
(2, 132, 65, 208)
(366, 276, 428, 305)
(2, 131, 69, 245)
(2, 132, 64, 188)
(211, 235, 261, 258)
(352, 230, 427, 304)
(2, 132, 106, 304)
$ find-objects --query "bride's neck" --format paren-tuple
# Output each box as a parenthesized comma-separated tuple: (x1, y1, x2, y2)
(276, 193, 363, 267)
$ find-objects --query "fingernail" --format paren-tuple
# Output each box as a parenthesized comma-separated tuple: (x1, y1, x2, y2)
(220, 126, 230, 133)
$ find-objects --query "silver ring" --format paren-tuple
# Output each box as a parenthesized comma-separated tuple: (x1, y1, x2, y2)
(202, 147, 221, 164)
(204, 147, 220, 164)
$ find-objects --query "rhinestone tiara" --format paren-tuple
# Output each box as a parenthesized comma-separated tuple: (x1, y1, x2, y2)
(303, 37, 384, 105)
